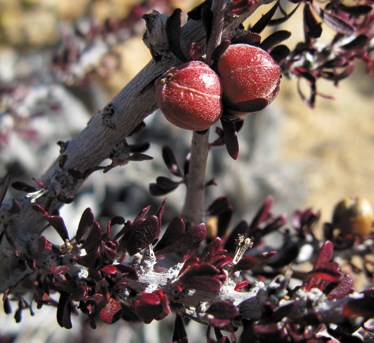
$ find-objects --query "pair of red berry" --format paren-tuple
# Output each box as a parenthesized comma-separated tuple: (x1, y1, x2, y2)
(155, 44, 281, 131)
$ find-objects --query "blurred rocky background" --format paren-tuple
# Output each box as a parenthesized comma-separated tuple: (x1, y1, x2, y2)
(0, 0, 373, 342)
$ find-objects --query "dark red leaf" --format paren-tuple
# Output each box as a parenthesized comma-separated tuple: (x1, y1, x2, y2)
(50, 265, 69, 275)
(239, 296, 265, 320)
(261, 30, 291, 50)
(149, 183, 170, 196)
(207, 301, 239, 320)
(100, 298, 123, 324)
(263, 214, 288, 236)
(121, 215, 160, 256)
(133, 205, 151, 223)
(15, 307, 22, 323)
(327, 274, 353, 299)
(81, 221, 102, 253)
(84, 293, 105, 306)
(187, 0, 211, 20)
(186, 223, 207, 250)
(180, 263, 223, 292)
(337, 4, 372, 16)
(270, 44, 290, 64)
(128, 121, 146, 136)
(156, 198, 166, 228)
(178, 256, 200, 276)
(33, 206, 69, 241)
(211, 40, 231, 65)
(57, 292, 72, 329)
(272, 303, 295, 321)
(234, 280, 249, 291)
(318, 8, 355, 35)
(116, 265, 138, 280)
(12, 181, 37, 193)
(233, 251, 278, 271)
(101, 265, 118, 275)
(228, 98, 269, 113)
(166, 9, 186, 62)
(221, 118, 240, 160)
(106, 216, 125, 238)
(200, 237, 226, 263)
(156, 222, 206, 256)
(341, 35, 368, 50)
(249, 195, 274, 230)
(295, 70, 317, 107)
(32, 178, 45, 188)
(47, 216, 69, 241)
(251, 1, 279, 33)
(314, 240, 334, 270)
(267, 243, 299, 268)
(209, 318, 232, 330)
(231, 32, 261, 46)
(134, 290, 170, 323)
(155, 216, 186, 253)
(162, 145, 184, 177)
(212, 255, 233, 269)
(78, 249, 100, 268)
(182, 275, 222, 292)
(127, 153, 153, 161)
(3, 297, 12, 314)
(308, 268, 343, 282)
(173, 315, 188, 343)
(71, 285, 89, 301)
(304, 4, 322, 38)
(129, 142, 150, 153)
(217, 208, 233, 238)
(150, 176, 180, 196)
(343, 296, 374, 318)
(361, 288, 374, 297)
(206, 198, 234, 238)
(76, 208, 94, 243)
(207, 197, 232, 216)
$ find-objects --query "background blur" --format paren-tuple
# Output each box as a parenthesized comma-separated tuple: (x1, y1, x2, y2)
(0, 0, 373, 342)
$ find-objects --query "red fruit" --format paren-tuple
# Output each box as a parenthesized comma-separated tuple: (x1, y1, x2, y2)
(217, 44, 281, 114)
(155, 61, 222, 131)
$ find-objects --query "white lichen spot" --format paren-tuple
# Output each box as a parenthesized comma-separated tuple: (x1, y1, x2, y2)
(296, 243, 314, 263)
(78, 266, 89, 279)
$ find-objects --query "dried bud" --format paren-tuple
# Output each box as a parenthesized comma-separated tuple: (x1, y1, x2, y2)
(155, 61, 222, 131)
(217, 44, 281, 115)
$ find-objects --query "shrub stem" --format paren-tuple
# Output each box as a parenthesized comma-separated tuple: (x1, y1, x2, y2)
(182, 130, 210, 225)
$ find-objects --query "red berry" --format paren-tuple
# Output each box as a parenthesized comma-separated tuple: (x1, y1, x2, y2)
(217, 44, 281, 114)
(155, 61, 222, 131)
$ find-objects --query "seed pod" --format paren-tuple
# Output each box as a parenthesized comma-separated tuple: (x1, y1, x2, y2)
(155, 61, 222, 131)
(217, 44, 281, 114)
(332, 197, 374, 237)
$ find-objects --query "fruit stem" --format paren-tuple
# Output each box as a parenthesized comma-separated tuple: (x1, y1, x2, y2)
(181, 0, 226, 225)
(182, 129, 210, 225)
